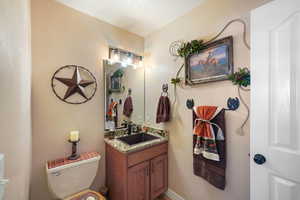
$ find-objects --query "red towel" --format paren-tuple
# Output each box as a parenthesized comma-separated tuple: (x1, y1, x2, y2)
(107, 101, 117, 118)
(156, 96, 170, 123)
(123, 96, 133, 117)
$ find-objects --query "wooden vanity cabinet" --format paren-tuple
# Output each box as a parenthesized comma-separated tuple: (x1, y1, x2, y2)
(106, 142, 168, 200)
(150, 154, 168, 199)
(128, 161, 150, 200)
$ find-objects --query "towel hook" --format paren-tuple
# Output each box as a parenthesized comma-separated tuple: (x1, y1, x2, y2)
(128, 88, 132, 96)
(186, 99, 194, 110)
(224, 97, 240, 111)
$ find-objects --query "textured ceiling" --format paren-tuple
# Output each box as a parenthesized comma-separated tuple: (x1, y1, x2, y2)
(56, 0, 206, 37)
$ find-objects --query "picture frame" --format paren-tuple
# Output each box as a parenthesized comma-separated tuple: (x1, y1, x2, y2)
(110, 76, 122, 92)
(185, 36, 233, 85)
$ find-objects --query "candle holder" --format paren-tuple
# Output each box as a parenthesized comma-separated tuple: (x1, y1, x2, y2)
(68, 139, 80, 160)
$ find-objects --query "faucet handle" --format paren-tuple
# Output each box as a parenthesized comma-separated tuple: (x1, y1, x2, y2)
(131, 124, 138, 133)
(121, 120, 128, 127)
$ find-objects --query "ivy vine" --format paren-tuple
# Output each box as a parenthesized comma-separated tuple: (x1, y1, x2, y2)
(177, 40, 205, 58)
(171, 77, 181, 85)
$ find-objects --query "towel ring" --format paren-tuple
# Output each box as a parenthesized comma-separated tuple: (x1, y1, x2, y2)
(161, 83, 169, 96)
(128, 88, 132, 96)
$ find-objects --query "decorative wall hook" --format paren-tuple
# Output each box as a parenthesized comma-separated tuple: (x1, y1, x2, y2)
(225, 97, 240, 111)
(186, 99, 194, 110)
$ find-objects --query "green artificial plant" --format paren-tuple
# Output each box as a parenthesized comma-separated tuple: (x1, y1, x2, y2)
(228, 67, 250, 87)
(177, 40, 205, 58)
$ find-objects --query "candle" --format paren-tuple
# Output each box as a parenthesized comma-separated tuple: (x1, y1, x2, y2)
(69, 131, 79, 142)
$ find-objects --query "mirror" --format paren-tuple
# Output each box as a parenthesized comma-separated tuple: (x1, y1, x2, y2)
(103, 60, 145, 131)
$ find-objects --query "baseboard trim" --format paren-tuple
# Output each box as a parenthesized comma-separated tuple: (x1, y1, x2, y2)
(165, 189, 185, 200)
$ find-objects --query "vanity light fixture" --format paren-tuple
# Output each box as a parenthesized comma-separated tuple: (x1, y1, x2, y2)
(112, 49, 120, 62)
(108, 47, 143, 69)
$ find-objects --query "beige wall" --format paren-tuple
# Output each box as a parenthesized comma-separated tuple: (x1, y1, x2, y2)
(0, 0, 32, 199)
(144, 0, 270, 200)
(30, 0, 144, 199)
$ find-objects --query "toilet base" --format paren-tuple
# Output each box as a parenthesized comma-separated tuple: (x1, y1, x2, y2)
(64, 189, 105, 200)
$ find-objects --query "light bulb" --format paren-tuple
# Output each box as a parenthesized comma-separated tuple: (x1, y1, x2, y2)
(121, 62, 127, 68)
(126, 57, 132, 65)
(138, 60, 143, 68)
(112, 49, 120, 62)
(113, 53, 120, 62)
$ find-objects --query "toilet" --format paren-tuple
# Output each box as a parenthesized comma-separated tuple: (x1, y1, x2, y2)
(46, 152, 105, 200)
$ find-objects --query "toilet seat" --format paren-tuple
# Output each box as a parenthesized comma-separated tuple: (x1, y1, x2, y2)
(64, 189, 105, 200)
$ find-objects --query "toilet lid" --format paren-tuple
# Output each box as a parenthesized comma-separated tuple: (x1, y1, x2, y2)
(65, 190, 105, 200)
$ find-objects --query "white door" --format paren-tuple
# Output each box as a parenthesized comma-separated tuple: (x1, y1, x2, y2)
(0, 154, 8, 200)
(251, 0, 300, 199)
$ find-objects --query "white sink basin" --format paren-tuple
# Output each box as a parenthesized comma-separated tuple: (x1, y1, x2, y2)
(0, 154, 8, 200)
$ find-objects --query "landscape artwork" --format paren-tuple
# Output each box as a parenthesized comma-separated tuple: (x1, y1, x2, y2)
(185, 36, 233, 84)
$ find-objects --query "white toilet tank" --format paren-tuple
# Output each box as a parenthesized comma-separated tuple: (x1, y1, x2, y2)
(46, 152, 101, 199)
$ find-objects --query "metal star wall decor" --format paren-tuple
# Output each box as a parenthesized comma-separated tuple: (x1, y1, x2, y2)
(51, 65, 97, 104)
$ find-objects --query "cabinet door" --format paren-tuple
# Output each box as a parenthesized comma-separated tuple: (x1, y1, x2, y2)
(150, 154, 168, 200)
(128, 161, 150, 200)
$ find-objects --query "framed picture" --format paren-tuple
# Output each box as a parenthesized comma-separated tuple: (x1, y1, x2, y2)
(185, 36, 233, 85)
(110, 76, 122, 92)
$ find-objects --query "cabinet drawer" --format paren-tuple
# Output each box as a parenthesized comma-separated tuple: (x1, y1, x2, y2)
(127, 142, 168, 167)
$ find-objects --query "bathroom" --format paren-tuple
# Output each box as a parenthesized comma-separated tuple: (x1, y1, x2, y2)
(1, 0, 300, 199)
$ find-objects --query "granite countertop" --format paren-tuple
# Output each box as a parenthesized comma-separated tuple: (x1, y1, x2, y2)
(104, 131, 168, 154)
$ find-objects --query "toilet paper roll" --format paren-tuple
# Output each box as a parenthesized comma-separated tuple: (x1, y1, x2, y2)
(86, 196, 96, 200)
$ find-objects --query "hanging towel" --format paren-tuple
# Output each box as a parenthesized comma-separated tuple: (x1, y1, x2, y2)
(193, 106, 224, 161)
(193, 106, 226, 190)
(156, 96, 170, 123)
(123, 96, 133, 118)
(107, 101, 117, 118)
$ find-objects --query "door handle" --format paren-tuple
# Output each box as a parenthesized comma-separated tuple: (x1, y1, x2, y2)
(253, 154, 266, 165)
